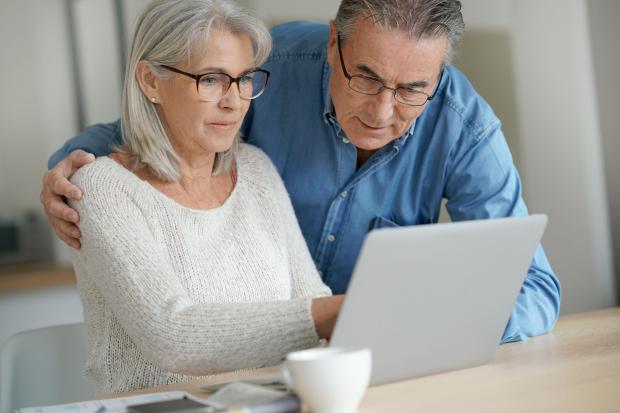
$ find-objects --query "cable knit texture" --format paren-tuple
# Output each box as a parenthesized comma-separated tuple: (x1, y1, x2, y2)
(70, 143, 331, 394)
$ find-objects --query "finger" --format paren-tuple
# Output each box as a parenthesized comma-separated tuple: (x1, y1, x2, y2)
(68, 150, 96, 170)
(50, 171, 83, 200)
(46, 196, 80, 223)
(55, 219, 81, 240)
(56, 227, 82, 250)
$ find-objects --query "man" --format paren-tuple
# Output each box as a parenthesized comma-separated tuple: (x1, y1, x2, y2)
(41, 0, 560, 342)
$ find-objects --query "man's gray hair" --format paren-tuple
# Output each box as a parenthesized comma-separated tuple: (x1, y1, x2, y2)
(121, 0, 271, 181)
(334, 0, 464, 66)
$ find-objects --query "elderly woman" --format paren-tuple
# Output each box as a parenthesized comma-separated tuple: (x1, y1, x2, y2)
(70, 0, 342, 394)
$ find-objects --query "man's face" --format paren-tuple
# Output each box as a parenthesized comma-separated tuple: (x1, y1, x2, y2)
(327, 18, 447, 153)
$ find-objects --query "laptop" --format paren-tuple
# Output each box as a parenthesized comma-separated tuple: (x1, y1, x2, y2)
(329, 214, 548, 385)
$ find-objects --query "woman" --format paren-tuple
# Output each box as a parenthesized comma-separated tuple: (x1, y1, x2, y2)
(70, 0, 342, 394)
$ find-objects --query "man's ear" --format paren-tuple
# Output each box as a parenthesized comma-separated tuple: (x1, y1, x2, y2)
(327, 20, 338, 68)
(135, 61, 160, 102)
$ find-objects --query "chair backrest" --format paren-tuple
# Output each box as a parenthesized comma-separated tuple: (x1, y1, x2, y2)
(0, 323, 96, 413)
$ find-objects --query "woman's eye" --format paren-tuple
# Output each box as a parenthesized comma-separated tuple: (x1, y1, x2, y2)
(200, 75, 221, 86)
(239, 74, 254, 84)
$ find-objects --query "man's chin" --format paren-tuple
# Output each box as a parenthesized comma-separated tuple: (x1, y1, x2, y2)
(349, 134, 394, 152)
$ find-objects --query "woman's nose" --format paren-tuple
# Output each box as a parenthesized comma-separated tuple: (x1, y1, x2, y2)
(219, 82, 243, 110)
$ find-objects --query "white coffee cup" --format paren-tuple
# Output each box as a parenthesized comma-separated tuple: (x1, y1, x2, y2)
(282, 346, 372, 413)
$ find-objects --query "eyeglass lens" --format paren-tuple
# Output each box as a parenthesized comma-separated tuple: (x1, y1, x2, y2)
(348, 76, 429, 106)
(198, 71, 268, 101)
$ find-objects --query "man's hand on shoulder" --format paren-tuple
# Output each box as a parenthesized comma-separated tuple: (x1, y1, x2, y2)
(40, 149, 95, 249)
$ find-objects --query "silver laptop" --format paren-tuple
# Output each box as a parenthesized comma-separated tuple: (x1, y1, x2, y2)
(330, 214, 548, 385)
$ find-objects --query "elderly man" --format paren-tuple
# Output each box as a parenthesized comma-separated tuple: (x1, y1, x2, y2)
(41, 0, 560, 342)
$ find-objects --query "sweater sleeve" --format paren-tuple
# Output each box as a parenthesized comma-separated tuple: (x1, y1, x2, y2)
(70, 166, 321, 376)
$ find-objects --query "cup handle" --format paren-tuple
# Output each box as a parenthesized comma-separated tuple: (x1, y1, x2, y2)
(281, 364, 295, 392)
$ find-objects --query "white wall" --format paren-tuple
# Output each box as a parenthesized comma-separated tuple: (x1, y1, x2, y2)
(72, 0, 123, 127)
(460, 0, 511, 30)
(455, 0, 618, 314)
(0, 0, 75, 218)
(245, 0, 337, 24)
(588, 0, 620, 303)
(121, 0, 153, 44)
(0, 0, 82, 343)
(0, 0, 78, 264)
(511, 0, 616, 314)
(247, 0, 512, 28)
(0, 0, 144, 343)
(71, 0, 153, 127)
(0, 0, 151, 265)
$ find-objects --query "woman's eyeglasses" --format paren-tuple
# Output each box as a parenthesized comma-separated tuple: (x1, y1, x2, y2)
(158, 65, 270, 102)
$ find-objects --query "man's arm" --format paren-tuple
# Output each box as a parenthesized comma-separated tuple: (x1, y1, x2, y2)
(444, 121, 561, 343)
(41, 120, 123, 248)
(501, 245, 559, 342)
(48, 120, 122, 168)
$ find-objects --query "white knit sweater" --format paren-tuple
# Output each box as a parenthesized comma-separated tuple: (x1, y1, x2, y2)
(70, 144, 331, 394)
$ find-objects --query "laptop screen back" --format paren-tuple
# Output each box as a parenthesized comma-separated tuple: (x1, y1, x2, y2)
(330, 215, 547, 385)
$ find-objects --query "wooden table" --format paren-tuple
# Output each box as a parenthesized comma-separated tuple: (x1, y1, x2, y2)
(120, 307, 620, 412)
(0, 264, 75, 292)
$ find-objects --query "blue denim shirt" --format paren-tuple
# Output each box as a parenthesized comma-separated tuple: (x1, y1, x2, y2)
(49, 21, 560, 342)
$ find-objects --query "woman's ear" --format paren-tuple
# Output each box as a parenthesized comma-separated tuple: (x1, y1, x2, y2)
(136, 61, 160, 102)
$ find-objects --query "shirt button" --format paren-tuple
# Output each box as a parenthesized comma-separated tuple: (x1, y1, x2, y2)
(340, 191, 348, 198)
(327, 234, 336, 242)
(342, 137, 350, 144)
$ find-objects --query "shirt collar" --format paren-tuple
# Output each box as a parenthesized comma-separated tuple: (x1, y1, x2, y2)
(394, 119, 416, 149)
(322, 62, 336, 125)
(321, 62, 417, 147)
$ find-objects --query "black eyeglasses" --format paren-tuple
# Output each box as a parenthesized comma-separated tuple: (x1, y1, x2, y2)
(336, 33, 443, 107)
(158, 65, 270, 102)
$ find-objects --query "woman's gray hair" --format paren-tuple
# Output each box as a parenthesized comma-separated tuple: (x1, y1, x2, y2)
(334, 0, 464, 67)
(121, 0, 272, 181)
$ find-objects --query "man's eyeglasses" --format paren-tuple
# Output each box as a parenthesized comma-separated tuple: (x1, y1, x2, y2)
(336, 33, 442, 107)
(158, 65, 270, 102)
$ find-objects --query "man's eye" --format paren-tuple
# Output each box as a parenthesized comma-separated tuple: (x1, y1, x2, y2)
(400, 87, 422, 96)
(358, 76, 380, 85)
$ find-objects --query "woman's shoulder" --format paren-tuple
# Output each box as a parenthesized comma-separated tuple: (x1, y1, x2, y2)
(70, 156, 146, 208)
(72, 156, 137, 185)
(237, 143, 280, 178)
(237, 142, 270, 161)
(236, 143, 290, 207)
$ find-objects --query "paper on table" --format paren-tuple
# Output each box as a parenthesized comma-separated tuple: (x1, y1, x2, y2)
(207, 382, 300, 413)
(14, 391, 207, 413)
(200, 370, 287, 393)
(15, 382, 297, 413)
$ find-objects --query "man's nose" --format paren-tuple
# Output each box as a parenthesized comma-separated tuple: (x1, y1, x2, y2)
(367, 89, 396, 122)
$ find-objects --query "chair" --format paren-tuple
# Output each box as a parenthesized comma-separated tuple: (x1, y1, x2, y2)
(0, 323, 96, 413)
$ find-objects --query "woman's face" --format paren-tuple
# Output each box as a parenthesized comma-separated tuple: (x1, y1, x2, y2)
(154, 30, 255, 158)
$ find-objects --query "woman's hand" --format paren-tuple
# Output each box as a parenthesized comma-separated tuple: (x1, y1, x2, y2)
(311, 295, 345, 339)
(40, 150, 95, 249)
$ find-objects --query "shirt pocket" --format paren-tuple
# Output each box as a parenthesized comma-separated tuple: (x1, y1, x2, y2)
(370, 215, 401, 230)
